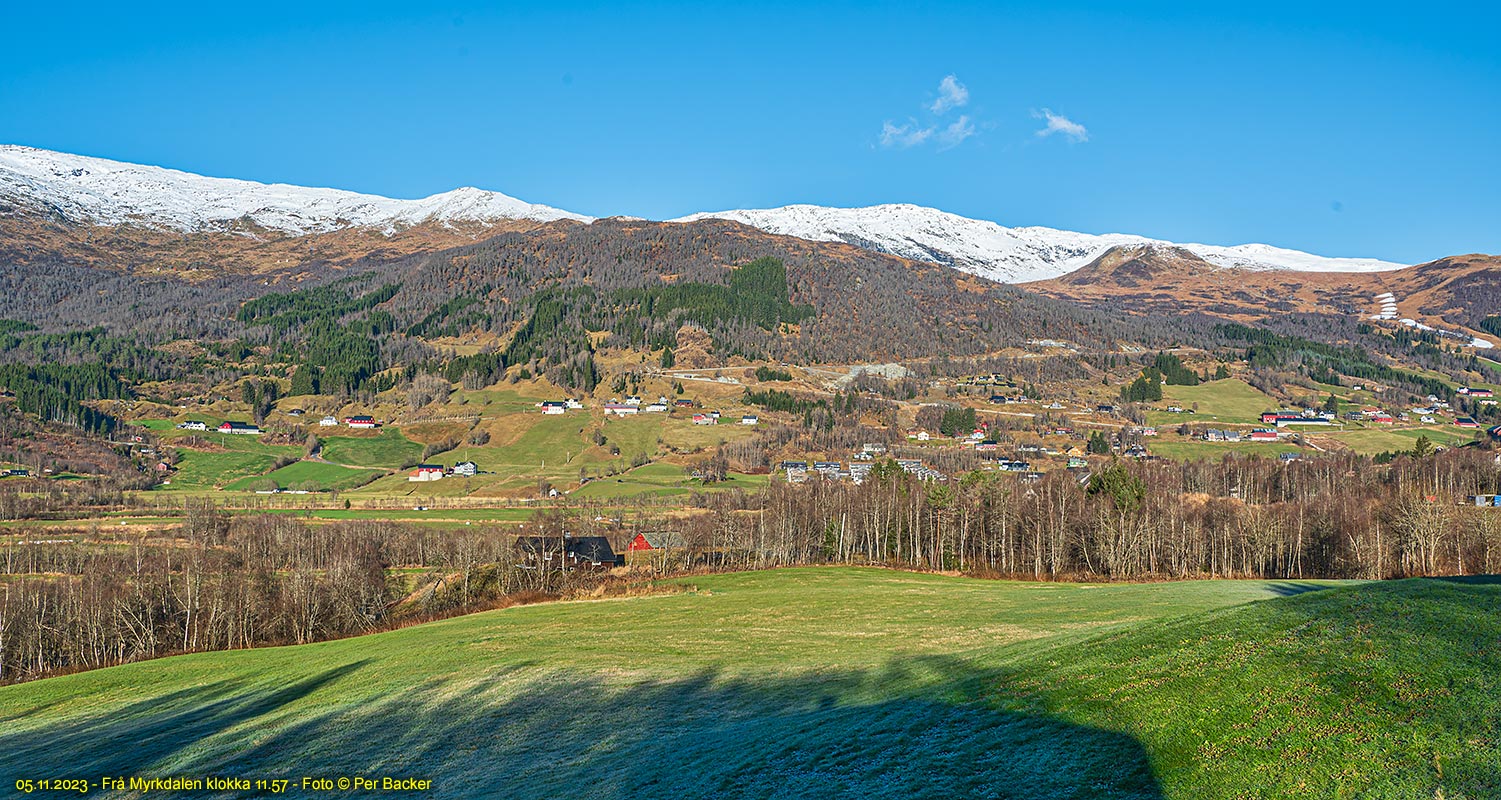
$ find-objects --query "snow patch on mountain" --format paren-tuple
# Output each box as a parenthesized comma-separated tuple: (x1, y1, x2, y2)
(0, 145, 592, 235)
(673, 203, 1407, 282)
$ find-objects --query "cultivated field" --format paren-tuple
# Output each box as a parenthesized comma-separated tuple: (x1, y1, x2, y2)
(3, 568, 1496, 799)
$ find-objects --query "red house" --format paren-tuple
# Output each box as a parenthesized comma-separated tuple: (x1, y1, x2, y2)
(627, 531, 687, 552)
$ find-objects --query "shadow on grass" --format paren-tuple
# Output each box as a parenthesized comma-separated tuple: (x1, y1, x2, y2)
(1260, 581, 1335, 597)
(1, 655, 1163, 800)
(1, 660, 370, 779)
(1431, 574, 1501, 586)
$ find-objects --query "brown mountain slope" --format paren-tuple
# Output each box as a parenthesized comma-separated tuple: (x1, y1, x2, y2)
(1051, 244, 1221, 288)
(0, 211, 583, 278)
(1027, 245, 1501, 345)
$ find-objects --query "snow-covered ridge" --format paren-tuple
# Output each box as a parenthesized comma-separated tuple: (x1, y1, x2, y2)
(2, 145, 1409, 281)
(672, 204, 1407, 282)
(0, 145, 592, 235)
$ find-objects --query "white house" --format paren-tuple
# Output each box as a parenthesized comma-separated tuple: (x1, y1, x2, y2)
(451, 461, 478, 477)
(741, 415, 759, 425)
(319, 416, 339, 427)
(178, 420, 208, 431)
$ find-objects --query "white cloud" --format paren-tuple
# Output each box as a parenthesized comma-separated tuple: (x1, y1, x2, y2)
(936, 115, 975, 150)
(879, 119, 935, 149)
(930, 75, 969, 114)
(1033, 109, 1088, 142)
(877, 76, 980, 151)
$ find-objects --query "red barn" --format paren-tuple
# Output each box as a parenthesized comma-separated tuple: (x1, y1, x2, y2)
(627, 531, 687, 552)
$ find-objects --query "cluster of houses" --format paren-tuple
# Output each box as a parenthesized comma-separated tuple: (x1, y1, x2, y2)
(603, 396, 666, 416)
(780, 457, 947, 484)
(319, 414, 378, 429)
(1204, 428, 1281, 442)
(1260, 409, 1336, 427)
(183, 415, 383, 435)
(540, 398, 587, 415)
(408, 461, 480, 482)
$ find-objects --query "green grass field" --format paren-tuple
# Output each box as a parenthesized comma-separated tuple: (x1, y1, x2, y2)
(320, 429, 424, 469)
(1147, 379, 1280, 425)
(1323, 425, 1478, 455)
(222, 460, 383, 492)
(158, 438, 302, 491)
(573, 461, 770, 499)
(3, 568, 1495, 798)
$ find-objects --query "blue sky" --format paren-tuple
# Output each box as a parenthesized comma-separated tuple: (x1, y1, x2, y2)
(2, 1, 1497, 263)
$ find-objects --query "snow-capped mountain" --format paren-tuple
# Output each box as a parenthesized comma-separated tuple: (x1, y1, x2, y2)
(673, 204, 1407, 282)
(0, 145, 591, 235)
(1, 145, 1409, 282)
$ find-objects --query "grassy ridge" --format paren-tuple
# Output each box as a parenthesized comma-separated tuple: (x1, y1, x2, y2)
(1, 570, 1495, 798)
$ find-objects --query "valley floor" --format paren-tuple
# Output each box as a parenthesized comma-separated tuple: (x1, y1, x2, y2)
(1, 568, 1497, 799)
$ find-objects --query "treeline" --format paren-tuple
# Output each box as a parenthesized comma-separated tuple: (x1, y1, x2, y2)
(0, 507, 622, 684)
(684, 447, 1501, 580)
(0, 324, 168, 435)
(1217, 322, 1453, 400)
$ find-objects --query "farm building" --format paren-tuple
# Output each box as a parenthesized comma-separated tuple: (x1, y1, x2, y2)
(1455, 417, 1480, 428)
(1261, 412, 1330, 427)
(515, 535, 622, 568)
(218, 422, 261, 435)
(692, 413, 714, 425)
(604, 403, 640, 416)
(1460, 387, 1494, 398)
(409, 465, 444, 482)
(540, 402, 567, 415)
(343, 415, 377, 429)
(1248, 429, 1279, 442)
(626, 531, 688, 552)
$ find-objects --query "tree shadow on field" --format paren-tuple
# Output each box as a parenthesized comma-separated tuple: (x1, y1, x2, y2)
(1432, 574, 1501, 586)
(0, 655, 1164, 800)
(0, 660, 369, 782)
(1260, 581, 1334, 597)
